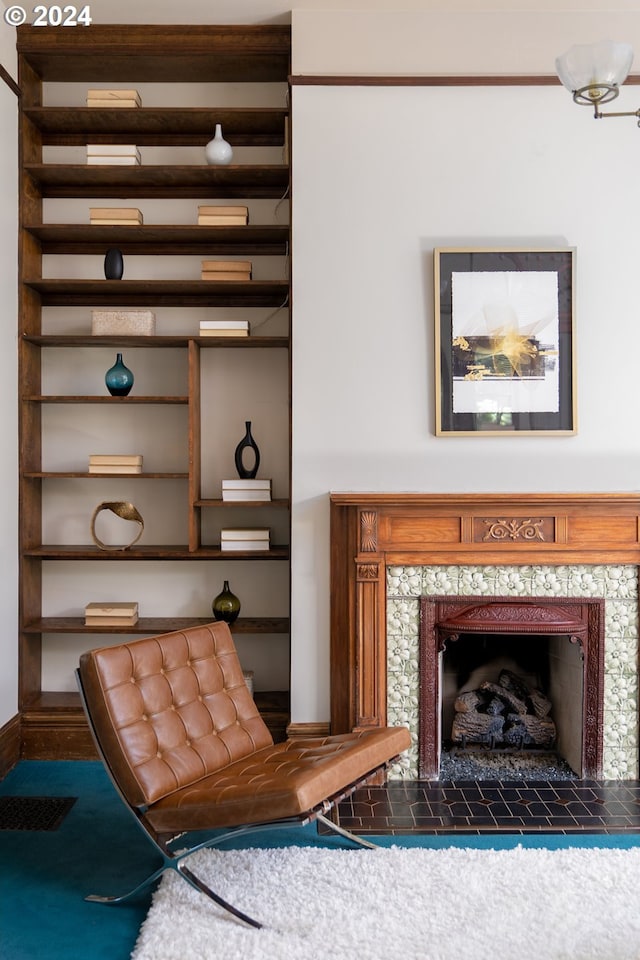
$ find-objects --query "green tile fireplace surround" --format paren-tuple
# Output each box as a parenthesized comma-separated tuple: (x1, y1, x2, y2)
(387, 564, 638, 781)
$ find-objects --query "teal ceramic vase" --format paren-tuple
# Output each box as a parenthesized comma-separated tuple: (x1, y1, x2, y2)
(105, 353, 134, 396)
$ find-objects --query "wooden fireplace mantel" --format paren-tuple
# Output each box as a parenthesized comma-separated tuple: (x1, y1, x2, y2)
(329, 492, 640, 734)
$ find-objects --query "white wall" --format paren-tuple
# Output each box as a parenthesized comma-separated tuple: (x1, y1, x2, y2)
(290, 10, 640, 722)
(292, 9, 640, 76)
(0, 27, 18, 728)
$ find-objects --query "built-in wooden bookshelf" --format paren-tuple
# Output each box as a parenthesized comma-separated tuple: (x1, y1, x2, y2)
(16, 23, 292, 757)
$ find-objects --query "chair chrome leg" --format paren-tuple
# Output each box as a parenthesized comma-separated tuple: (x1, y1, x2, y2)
(316, 812, 379, 849)
(84, 863, 168, 904)
(87, 858, 263, 929)
(178, 864, 263, 929)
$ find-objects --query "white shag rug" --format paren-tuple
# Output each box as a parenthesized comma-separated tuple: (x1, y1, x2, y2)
(131, 845, 640, 960)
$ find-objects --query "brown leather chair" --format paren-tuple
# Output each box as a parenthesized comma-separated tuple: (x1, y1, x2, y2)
(77, 621, 410, 928)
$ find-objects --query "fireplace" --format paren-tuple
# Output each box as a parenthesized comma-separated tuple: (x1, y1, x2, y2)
(330, 493, 640, 781)
(418, 596, 605, 778)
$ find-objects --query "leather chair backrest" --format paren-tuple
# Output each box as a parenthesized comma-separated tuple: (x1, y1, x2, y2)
(79, 622, 273, 807)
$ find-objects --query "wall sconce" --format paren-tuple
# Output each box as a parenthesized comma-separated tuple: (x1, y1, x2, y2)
(555, 40, 638, 122)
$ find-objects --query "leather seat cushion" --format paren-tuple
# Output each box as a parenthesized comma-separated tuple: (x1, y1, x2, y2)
(145, 726, 411, 833)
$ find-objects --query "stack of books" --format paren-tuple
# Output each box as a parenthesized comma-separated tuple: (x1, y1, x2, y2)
(88, 454, 143, 474)
(197, 205, 249, 226)
(86, 89, 142, 108)
(220, 528, 270, 552)
(222, 478, 271, 501)
(84, 601, 139, 627)
(90, 207, 143, 225)
(199, 320, 250, 338)
(201, 260, 252, 281)
(86, 144, 141, 166)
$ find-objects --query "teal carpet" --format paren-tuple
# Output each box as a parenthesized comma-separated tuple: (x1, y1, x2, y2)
(2, 762, 639, 960)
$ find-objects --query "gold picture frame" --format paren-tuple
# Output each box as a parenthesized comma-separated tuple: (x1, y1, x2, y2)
(434, 247, 576, 436)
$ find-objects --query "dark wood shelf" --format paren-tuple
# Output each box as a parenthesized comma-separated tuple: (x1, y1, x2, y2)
(23, 164, 289, 199)
(24, 395, 189, 404)
(23, 616, 289, 634)
(23, 472, 189, 479)
(16, 23, 293, 760)
(17, 24, 291, 83)
(23, 279, 289, 307)
(22, 545, 290, 560)
(23, 107, 288, 146)
(24, 223, 290, 256)
(23, 335, 289, 348)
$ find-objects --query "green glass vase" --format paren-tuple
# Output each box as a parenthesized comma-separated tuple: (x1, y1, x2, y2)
(212, 580, 241, 624)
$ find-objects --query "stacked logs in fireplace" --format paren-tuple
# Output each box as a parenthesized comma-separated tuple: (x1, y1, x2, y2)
(451, 669, 556, 749)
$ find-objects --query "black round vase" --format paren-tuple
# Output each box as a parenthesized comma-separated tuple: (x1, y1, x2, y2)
(104, 248, 124, 280)
(234, 421, 260, 479)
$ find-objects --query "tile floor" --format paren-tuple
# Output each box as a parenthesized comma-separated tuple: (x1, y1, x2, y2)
(336, 780, 640, 834)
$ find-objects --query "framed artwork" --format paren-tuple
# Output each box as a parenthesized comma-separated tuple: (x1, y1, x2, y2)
(434, 247, 576, 436)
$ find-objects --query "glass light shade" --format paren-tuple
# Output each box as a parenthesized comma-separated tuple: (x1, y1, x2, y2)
(555, 40, 633, 98)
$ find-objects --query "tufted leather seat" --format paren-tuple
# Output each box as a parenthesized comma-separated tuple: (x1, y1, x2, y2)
(77, 621, 410, 926)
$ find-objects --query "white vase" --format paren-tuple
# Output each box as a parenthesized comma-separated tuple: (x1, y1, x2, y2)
(205, 124, 233, 166)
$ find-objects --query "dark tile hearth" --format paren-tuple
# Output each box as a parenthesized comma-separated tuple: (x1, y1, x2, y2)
(336, 780, 640, 834)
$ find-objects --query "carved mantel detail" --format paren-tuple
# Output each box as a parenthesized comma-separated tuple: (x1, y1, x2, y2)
(356, 563, 379, 581)
(482, 517, 546, 542)
(360, 510, 378, 553)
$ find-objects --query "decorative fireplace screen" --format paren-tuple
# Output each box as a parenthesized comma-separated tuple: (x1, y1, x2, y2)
(418, 596, 604, 779)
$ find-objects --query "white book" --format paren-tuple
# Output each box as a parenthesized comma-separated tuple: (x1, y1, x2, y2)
(197, 215, 248, 226)
(89, 454, 143, 465)
(201, 260, 251, 273)
(87, 144, 139, 156)
(222, 478, 271, 489)
(90, 219, 144, 225)
(86, 99, 141, 109)
(88, 465, 143, 474)
(221, 540, 270, 551)
(201, 272, 251, 282)
(86, 155, 141, 165)
(87, 88, 141, 102)
(199, 330, 250, 337)
(222, 490, 271, 501)
(221, 528, 269, 540)
(85, 601, 138, 617)
(89, 207, 143, 220)
(200, 320, 249, 330)
(198, 205, 248, 217)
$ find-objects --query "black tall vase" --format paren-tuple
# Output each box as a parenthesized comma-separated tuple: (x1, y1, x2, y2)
(234, 421, 260, 479)
(104, 248, 124, 280)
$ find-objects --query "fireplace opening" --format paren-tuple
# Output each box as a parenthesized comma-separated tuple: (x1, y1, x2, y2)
(419, 596, 605, 780)
(441, 632, 582, 780)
